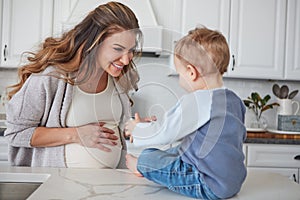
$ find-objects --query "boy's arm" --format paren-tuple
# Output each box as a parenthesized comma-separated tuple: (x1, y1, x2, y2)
(131, 91, 212, 146)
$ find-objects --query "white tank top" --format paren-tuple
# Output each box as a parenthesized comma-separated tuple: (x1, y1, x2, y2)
(65, 76, 123, 168)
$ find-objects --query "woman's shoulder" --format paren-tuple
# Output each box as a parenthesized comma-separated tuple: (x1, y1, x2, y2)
(26, 66, 68, 90)
(31, 66, 66, 81)
(37, 66, 65, 78)
(41, 66, 56, 74)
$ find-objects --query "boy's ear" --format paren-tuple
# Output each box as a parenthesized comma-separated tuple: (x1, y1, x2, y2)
(186, 64, 200, 81)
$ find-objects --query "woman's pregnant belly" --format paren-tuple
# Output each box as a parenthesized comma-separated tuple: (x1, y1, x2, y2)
(65, 123, 122, 169)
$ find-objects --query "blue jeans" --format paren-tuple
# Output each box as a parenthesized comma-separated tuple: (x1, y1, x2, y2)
(137, 147, 219, 199)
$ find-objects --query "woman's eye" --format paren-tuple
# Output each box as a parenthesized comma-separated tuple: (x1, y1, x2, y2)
(113, 47, 123, 52)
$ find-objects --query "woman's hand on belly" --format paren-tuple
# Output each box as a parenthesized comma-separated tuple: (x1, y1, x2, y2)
(76, 122, 118, 152)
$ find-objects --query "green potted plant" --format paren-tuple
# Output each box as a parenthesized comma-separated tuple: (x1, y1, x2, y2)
(243, 92, 279, 129)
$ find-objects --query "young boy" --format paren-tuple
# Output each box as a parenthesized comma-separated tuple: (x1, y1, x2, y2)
(125, 27, 247, 199)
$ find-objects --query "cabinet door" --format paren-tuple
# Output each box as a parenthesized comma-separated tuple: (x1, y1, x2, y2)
(248, 167, 299, 183)
(228, 0, 286, 79)
(285, 0, 300, 80)
(0, 0, 53, 68)
(181, 0, 230, 39)
(247, 144, 300, 168)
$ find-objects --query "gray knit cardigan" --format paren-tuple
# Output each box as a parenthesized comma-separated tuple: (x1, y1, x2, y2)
(4, 67, 130, 168)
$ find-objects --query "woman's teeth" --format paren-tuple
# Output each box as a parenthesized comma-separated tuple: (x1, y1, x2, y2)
(112, 63, 123, 70)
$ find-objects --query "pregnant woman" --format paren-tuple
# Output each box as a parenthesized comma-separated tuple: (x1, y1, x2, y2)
(4, 1, 142, 168)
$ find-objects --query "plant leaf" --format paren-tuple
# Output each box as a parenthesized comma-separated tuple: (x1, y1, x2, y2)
(263, 95, 271, 103)
(261, 102, 280, 112)
(251, 92, 259, 102)
(243, 100, 252, 107)
(244, 90, 279, 118)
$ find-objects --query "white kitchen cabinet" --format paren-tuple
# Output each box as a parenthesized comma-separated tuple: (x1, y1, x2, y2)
(285, 0, 300, 80)
(227, 0, 286, 79)
(181, 0, 230, 40)
(245, 143, 300, 183)
(178, 0, 293, 80)
(0, 0, 53, 68)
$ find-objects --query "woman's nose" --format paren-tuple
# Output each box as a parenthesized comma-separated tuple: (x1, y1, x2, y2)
(120, 52, 133, 65)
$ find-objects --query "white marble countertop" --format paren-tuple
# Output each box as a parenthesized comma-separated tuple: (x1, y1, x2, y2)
(0, 166, 300, 200)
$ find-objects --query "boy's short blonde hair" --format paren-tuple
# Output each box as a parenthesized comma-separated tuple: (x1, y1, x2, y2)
(174, 27, 230, 75)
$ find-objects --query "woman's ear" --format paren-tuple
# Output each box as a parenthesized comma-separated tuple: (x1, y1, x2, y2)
(186, 64, 199, 81)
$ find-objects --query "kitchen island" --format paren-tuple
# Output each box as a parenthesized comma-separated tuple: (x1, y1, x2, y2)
(0, 166, 300, 200)
(1, 131, 300, 199)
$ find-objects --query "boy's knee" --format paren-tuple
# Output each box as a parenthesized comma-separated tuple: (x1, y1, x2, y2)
(137, 148, 160, 167)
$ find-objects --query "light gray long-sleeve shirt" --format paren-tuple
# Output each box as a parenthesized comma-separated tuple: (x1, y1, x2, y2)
(4, 67, 130, 168)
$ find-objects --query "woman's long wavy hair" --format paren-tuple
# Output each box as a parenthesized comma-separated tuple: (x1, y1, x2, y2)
(7, 1, 142, 99)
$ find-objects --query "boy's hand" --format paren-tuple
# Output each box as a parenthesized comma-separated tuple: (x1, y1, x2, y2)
(124, 113, 140, 142)
(141, 115, 157, 123)
(125, 113, 157, 143)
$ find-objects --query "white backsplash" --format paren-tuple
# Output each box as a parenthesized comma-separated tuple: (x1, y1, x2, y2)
(1, 57, 300, 129)
(0, 68, 18, 113)
(224, 78, 300, 129)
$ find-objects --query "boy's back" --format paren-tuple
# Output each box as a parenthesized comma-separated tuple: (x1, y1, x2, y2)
(179, 88, 247, 198)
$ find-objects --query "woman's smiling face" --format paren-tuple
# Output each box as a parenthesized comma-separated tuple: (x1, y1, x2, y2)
(96, 30, 137, 77)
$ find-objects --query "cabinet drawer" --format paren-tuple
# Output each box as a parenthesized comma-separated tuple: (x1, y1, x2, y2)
(248, 167, 299, 183)
(247, 144, 300, 168)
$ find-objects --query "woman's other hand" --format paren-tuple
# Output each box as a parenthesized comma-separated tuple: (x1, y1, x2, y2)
(77, 122, 118, 152)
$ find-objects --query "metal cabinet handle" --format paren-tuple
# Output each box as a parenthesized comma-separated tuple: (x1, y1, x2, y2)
(294, 155, 300, 160)
(232, 54, 235, 71)
(293, 174, 297, 182)
(3, 45, 7, 61)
